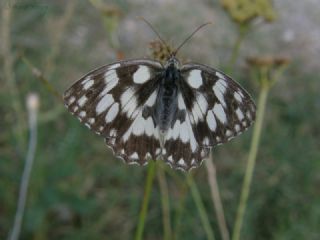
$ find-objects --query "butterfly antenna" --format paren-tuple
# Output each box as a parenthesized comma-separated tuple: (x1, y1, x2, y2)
(138, 17, 169, 50)
(173, 22, 212, 56)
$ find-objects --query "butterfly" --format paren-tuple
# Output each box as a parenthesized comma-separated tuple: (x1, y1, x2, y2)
(63, 21, 256, 171)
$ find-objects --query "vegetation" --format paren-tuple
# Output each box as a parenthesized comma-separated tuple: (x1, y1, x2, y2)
(1, 1, 319, 239)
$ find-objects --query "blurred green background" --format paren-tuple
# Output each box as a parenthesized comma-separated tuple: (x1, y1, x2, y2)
(1, 0, 319, 239)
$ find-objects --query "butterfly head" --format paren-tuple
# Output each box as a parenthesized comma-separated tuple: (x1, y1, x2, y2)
(165, 55, 181, 69)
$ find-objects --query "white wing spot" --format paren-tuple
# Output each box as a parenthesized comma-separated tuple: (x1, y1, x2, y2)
(170, 115, 197, 152)
(171, 120, 181, 140)
(235, 124, 240, 132)
(68, 96, 76, 105)
(214, 80, 227, 94)
(105, 103, 119, 123)
(178, 159, 186, 166)
(145, 152, 152, 159)
(73, 106, 79, 112)
(156, 148, 161, 155)
(206, 111, 217, 131)
(121, 88, 137, 117)
(191, 159, 196, 165)
(79, 111, 86, 118)
(213, 83, 226, 107)
(124, 98, 138, 118)
(88, 118, 95, 124)
(213, 104, 227, 124)
(132, 113, 145, 136)
(83, 79, 94, 90)
(110, 129, 117, 137)
(77, 96, 87, 107)
(178, 93, 186, 110)
(104, 69, 117, 84)
(216, 72, 226, 80)
(234, 92, 243, 102)
(96, 94, 114, 115)
(123, 111, 158, 141)
(226, 130, 232, 137)
(108, 63, 121, 70)
(192, 102, 203, 123)
(246, 111, 252, 120)
(133, 65, 150, 84)
(130, 152, 139, 159)
(197, 94, 208, 113)
(200, 149, 207, 158)
(145, 90, 157, 107)
(203, 137, 210, 145)
(168, 155, 173, 163)
(187, 70, 202, 89)
(191, 94, 207, 123)
(81, 76, 91, 86)
(145, 117, 154, 137)
(100, 77, 118, 97)
(179, 121, 189, 143)
(236, 108, 244, 121)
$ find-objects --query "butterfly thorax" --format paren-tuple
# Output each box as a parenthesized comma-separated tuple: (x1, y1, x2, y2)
(155, 59, 181, 133)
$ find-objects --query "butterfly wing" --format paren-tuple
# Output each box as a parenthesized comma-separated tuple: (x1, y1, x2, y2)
(161, 63, 256, 170)
(64, 59, 163, 165)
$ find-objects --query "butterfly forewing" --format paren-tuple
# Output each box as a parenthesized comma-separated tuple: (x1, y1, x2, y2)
(64, 59, 164, 165)
(181, 63, 256, 147)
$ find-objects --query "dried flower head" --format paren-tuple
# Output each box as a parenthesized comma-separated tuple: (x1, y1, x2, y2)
(220, 0, 276, 24)
(149, 40, 173, 64)
(246, 56, 290, 68)
(26, 93, 40, 111)
(246, 56, 290, 87)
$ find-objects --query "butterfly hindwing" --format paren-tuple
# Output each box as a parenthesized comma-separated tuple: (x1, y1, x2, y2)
(64, 59, 163, 165)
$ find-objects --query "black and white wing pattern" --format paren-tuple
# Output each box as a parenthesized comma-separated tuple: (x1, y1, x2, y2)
(161, 63, 256, 170)
(64, 58, 256, 171)
(64, 59, 164, 165)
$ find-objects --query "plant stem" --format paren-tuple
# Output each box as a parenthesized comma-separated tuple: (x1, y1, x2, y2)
(206, 154, 230, 240)
(135, 161, 156, 240)
(187, 174, 215, 240)
(232, 84, 269, 240)
(228, 24, 249, 72)
(8, 94, 39, 240)
(45, 1, 75, 77)
(157, 165, 172, 240)
(22, 57, 63, 102)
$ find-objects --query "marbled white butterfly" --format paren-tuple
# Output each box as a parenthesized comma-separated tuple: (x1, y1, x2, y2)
(64, 21, 256, 171)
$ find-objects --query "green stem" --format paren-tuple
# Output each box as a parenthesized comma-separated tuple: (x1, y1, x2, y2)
(22, 57, 63, 102)
(135, 161, 156, 240)
(157, 165, 172, 240)
(227, 24, 249, 72)
(206, 154, 230, 240)
(232, 84, 269, 240)
(187, 174, 215, 240)
(8, 95, 38, 240)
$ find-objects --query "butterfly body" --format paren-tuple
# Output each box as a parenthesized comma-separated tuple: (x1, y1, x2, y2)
(154, 57, 181, 133)
(64, 57, 256, 171)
